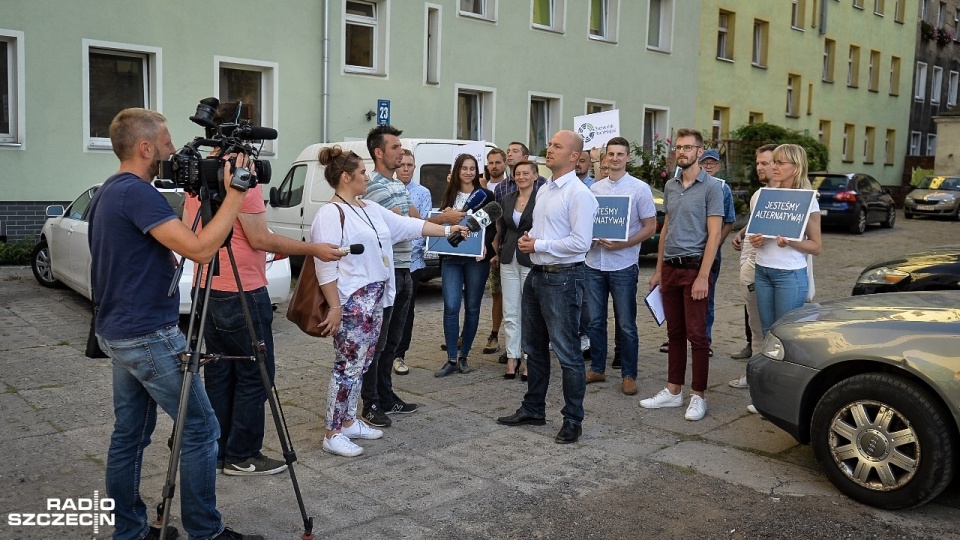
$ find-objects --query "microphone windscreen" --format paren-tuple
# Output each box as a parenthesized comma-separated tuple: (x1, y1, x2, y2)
(240, 126, 279, 141)
(463, 189, 488, 211)
(481, 201, 503, 222)
(350, 244, 365, 255)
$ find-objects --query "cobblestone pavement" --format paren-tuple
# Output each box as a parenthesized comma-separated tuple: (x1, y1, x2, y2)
(1, 211, 959, 539)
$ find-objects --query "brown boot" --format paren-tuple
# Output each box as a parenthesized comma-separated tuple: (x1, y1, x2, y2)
(621, 377, 637, 395)
(586, 370, 606, 383)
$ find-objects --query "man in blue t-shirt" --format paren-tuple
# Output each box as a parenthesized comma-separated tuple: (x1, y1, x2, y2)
(89, 108, 263, 540)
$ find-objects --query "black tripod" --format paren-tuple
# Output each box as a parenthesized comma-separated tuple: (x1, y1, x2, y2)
(157, 193, 314, 540)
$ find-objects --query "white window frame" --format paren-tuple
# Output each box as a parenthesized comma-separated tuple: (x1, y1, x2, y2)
(82, 39, 162, 152)
(343, 0, 390, 77)
(948, 71, 958, 106)
(938, 1, 946, 27)
(909, 131, 921, 155)
(641, 105, 670, 149)
(854, 0, 864, 9)
(822, 39, 834, 82)
(454, 84, 496, 142)
(424, 4, 442, 85)
(791, 0, 804, 30)
(458, 0, 497, 21)
(915, 62, 928, 101)
(931, 66, 943, 104)
(527, 92, 563, 157)
(532, 0, 566, 33)
(0, 29, 25, 147)
(786, 75, 796, 116)
(868, 50, 879, 91)
(214, 56, 279, 156)
(863, 126, 876, 163)
(884, 129, 895, 164)
(889, 55, 901, 95)
(646, 0, 674, 53)
(588, 0, 619, 43)
(874, 0, 884, 16)
(752, 20, 767, 67)
(585, 98, 616, 115)
(717, 11, 731, 61)
(920, 0, 928, 22)
(927, 133, 937, 156)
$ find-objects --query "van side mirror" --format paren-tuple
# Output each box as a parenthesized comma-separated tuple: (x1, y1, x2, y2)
(269, 186, 282, 207)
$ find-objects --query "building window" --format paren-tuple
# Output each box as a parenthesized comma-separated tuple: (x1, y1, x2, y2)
(822, 39, 835, 82)
(0, 30, 24, 145)
(819, 120, 832, 149)
(344, 0, 388, 75)
(874, 0, 885, 15)
(712, 107, 729, 140)
(889, 56, 901, 95)
(786, 74, 801, 117)
(532, 0, 565, 32)
(647, 0, 673, 51)
(847, 45, 860, 88)
(459, 0, 496, 21)
(529, 93, 561, 156)
(456, 86, 495, 141)
(752, 20, 768, 67)
(920, 0, 928, 22)
(792, 0, 806, 29)
(927, 133, 937, 155)
(748, 111, 764, 124)
(864, 126, 876, 163)
(948, 71, 959, 106)
(425, 6, 441, 84)
(915, 62, 928, 100)
(217, 58, 278, 155)
(868, 50, 880, 91)
(884, 129, 896, 164)
(843, 123, 856, 162)
(589, 0, 619, 41)
(938, 1, 946, 27)
(894, 0, 905, 22)
(854, 0, 864, 9)
(585, 99, 615, 114)
(931, 66, 943, 104)
(717, 11, 734, 60)
(83, 40, 161, 150)
(955, 9, 960, 39)
(642, 106, 670, 148)
(909, 131, 921, 155)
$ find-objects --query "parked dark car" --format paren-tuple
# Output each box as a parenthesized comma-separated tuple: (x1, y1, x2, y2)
(852, 245, 960, 295)
(810, 173, 896, 234)
(639, 187, 665, 257)
(903, 175, 960, 220)
(747, 291, 960, 509)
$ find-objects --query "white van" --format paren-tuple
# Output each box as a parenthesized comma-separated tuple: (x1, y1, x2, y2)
(266, 138, 498, 277)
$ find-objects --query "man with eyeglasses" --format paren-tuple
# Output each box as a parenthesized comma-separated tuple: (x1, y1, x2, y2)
(640, 128, 724, 421)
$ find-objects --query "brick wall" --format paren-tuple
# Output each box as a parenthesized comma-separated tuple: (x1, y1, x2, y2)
(0, 201, 69, 242)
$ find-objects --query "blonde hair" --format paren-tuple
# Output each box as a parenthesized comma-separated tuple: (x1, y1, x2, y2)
(773, 144, 811, 190)
(109, 108, 167, 161)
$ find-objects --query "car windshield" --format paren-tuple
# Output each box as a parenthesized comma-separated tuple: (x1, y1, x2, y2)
(917, 176, 960, 191)
(811, 176, 849, 190)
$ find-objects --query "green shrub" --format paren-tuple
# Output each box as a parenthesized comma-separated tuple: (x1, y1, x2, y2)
(0, 238, 35, 265)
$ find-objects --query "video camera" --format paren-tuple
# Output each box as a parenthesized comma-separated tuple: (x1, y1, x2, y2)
(158, 97, 276, 197)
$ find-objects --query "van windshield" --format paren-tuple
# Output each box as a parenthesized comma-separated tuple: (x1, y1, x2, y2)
(420, 164, 453, 208)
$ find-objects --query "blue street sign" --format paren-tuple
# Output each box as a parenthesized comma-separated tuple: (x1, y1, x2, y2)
(377, 99, 390, 126)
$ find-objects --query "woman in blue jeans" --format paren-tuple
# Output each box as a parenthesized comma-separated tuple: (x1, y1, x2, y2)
(748, 143, 822, 337)
(435, 153, 495, 377)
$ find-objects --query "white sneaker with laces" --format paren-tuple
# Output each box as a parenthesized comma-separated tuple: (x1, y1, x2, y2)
(685, 395, 707, 421)
(580, 335, 590, 351)
(747, 404, 758, 414)
(341, 419, 383, 440)
(322, 433, 364, 457)
(640, 388, 684, 409)
(393, 357, 409, 375)
(728, 375, 749, 389)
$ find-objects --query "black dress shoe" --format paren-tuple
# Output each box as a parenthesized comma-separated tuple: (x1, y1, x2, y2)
(496, 409, 546, 426)
(435, 361, 458, 377)
(456, 357, 472, 374)
(555, 421, 582, 444)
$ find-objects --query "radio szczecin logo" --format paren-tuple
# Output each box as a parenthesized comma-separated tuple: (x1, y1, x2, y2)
(7, 491, 115, 534)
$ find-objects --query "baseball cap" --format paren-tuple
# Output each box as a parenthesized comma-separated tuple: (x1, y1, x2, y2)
(699, 149, 721, 162)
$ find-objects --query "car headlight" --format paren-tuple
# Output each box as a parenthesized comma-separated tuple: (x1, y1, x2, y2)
(856, 266, 909, 285)
(941, 194, 957, 202)
(760, 333, 785, 361)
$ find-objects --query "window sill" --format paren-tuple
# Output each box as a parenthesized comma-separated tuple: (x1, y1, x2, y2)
(531, 24, 564, 35)
(791, 25, 804, 32)
(822, 78, 834, 84)
(785, 113, 800, 119)
(344, 67, 386, 77)
(716, 56, 734, 63)
(884, 162, 895, 166)
(864, 160, 875, 165)
(457, 11, 496, 23)
(890, 92, 900, 97)
(646, 46, 672, 54)
(751, 62, 767, 69)
(847, 84, 859, 89)
(868, 88, 879, 93)
(588, 35, 618, 45)
(0, 141, 23, 148)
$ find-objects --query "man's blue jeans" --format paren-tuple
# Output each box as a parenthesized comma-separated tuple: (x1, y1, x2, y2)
(520, 265, 586, 425)
(202, 286, 275, 464)
(441, 257, 490, 360)
(754, 264, 808, 336)
(585, 264, 639, 379)
(100, 325, 223, 540)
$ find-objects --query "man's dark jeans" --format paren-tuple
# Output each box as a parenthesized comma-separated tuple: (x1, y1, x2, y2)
(361, 268, 412, 409)
(202, 286, 275, 464)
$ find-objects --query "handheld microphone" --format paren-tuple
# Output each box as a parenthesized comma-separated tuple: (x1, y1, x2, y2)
(459, 189, 489, 212)
(338, 244, 365, 255)
(448, 201, 503, 247)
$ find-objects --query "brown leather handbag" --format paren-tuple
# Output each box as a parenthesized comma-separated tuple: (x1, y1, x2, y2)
(286, 204, 344, 337)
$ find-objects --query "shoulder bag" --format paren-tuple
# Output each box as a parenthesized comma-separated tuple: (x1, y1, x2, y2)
(286, 204, 345, 337)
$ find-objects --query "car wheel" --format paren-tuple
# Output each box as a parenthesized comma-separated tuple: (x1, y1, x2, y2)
(810, 373, 956, 510)
(880, 206, 896, 229)
(31, 240, 63, 289)
(849, 208, 867, 234)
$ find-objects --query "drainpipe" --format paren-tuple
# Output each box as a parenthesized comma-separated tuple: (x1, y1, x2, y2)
(322, 0, 330, 142)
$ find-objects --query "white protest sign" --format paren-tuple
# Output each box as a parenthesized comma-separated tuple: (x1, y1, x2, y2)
(452, 140, 488, 168)
(574, 110, 620, 150)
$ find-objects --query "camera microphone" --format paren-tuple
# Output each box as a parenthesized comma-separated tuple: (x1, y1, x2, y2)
(338, 244, 365, 255)
(220, 124, 279, 141)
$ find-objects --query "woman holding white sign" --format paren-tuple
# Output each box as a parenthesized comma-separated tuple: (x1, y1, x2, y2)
(748, 144, 822, 337)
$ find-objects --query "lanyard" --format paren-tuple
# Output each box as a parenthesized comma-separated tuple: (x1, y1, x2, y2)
(335, 194, 386, 262)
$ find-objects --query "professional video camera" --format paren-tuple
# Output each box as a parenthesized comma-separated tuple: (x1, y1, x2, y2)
(159, 97, 276, 196)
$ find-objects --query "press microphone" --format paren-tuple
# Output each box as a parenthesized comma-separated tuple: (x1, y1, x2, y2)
(220, 124, 279, 141)
(465, 201, 503, 232)
(338, 244, 365, 255)
(459, 189, 489, 212)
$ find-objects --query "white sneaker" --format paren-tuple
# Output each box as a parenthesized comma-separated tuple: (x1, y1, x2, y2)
(393, 357, 409, 375)
(341, 419, 383, 440)
(747, 404, 758, 414)
(640, 388, 684, 409)
(322, 433, 364, 457)
(685, 395, 707, 421)
(728, 375, 749, 389)
(580, 335, 590, 351)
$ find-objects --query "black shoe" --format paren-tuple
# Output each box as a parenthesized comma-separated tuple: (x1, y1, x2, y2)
(498, 352, 508, 364)
(611, 354, 621, 369)
(435, 360, 459, 377)
(497, 409, 546, 426)
(361, 404, 392, 427)
(555, 421, 582, 444)
(385, 400, 418, 414)
(582, 348, 591, 361)
(145, 526, 180, 540)
(440, 342, 447, 351)
(456, 357, 472, 374)
(213, 527, 265, 540)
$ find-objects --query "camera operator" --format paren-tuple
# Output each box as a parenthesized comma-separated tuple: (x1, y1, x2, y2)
(89, 108, 263, 540)
(181, 101, 344, 478)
